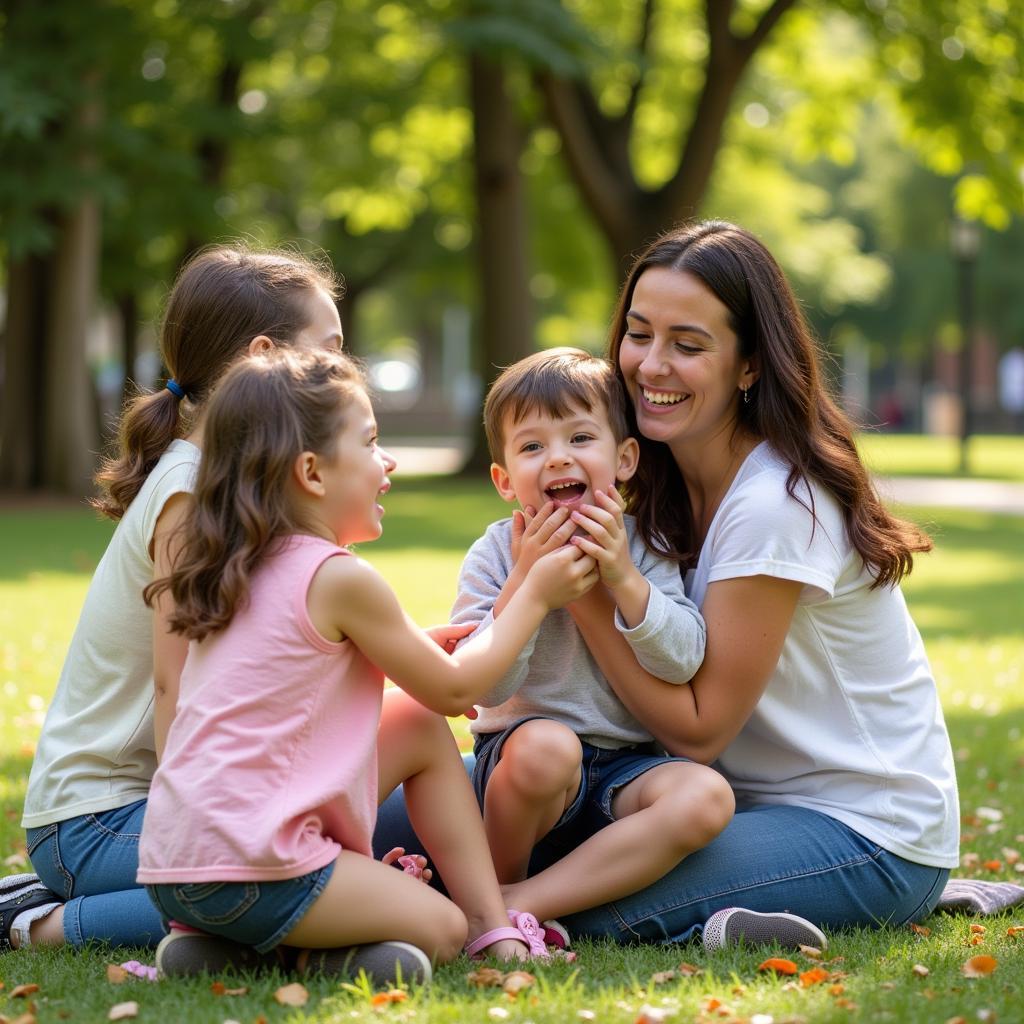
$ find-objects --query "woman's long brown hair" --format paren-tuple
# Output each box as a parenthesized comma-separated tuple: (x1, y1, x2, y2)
(144, 348, 365, 641)
(608, 220, 931, 587)
(93, 244, 338, 520)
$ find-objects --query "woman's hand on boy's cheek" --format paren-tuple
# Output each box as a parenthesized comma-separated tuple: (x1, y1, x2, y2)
(425, 621, 477, 653)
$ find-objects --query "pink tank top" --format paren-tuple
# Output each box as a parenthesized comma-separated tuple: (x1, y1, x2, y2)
(138, 534, 383, 883)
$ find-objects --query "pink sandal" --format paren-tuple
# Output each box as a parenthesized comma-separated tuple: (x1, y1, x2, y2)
(465, 910, 550, 959)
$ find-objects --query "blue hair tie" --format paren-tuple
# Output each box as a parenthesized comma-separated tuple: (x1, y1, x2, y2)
(165, 379, 186, 400)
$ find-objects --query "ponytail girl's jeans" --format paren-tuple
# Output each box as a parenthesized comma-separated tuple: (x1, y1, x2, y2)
(26, 799, 166, 948)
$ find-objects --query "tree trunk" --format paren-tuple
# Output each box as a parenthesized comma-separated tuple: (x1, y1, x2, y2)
(463, 52, 533, 472)
(43, 191, 102, 494)
(0, 252, 51, 490)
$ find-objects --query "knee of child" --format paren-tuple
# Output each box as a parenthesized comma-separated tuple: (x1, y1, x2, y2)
(502, 721, 582, 795)
(429, 902, 469, 964)
(689, 768, 736, 839)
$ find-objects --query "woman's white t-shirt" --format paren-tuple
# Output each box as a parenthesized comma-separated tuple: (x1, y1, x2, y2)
(22, 440, 200, 828)
(686, 442, 959, 868)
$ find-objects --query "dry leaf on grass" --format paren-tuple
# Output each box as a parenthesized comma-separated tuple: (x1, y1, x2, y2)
(970, 924, 987, 934)
(961, 955, 998, 978)
(209, 982, 248, 996)
(909, 923, 931, 937)
(799, 967, 829, 987)
(911, 964, 930, 978)
(487, 1008, 510, 1021)
(466, 968, 506, 988)
(107, 1002, 139, 1020)
(10, 985, 40, 999)
(501, 971, 535, 996)
(370, 990, 408, 1007)
(650, 970, 678, 985)
(1006, 925, 1024, 938)
(274, 982, 309, 1006)
(758, 958, 798, 975)
(798, 943, 823, 958)
(677, 961, 702, 976)
(106, 965, 129, 984)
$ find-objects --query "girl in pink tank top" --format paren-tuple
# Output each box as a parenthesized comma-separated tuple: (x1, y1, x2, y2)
(140, 348, 597, 983)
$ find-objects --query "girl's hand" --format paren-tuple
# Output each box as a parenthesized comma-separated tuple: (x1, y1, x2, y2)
(381, 847, 433, 885)
(425, 621, 478, 654)
(569, 487, 638, 591)
(510, 502, 575, 571)
(526, 542, 599, 611)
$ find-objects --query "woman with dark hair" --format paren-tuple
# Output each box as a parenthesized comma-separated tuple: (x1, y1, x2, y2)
(374, 220, 957, 948)
(546, 219, 958, 943)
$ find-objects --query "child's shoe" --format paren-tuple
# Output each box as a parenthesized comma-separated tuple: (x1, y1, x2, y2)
(155, 925, 284, 978)
(298, 941, 432, 985)
(0, 873, 62, 951)
(701, 907, 827, 952)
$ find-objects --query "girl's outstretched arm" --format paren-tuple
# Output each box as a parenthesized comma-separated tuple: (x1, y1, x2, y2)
(308, 544, 598, 715)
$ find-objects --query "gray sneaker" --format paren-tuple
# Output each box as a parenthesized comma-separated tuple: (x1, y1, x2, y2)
(702, 908, 828, 952)
(155, 928, 284, 978)
(299, 941, 432, 986)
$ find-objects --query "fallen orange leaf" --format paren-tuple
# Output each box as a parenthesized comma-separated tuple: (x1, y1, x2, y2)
(758, 958, 798, 975)
(105, 964, 128, 984)
(799, 967, 829, 987)
(370, 990, 408, 1006)
(501, 971, 536, 996)
(1006, 925, 1024, 938)
(970, 924, 987, 934)
(983, 860, 1002, 871)
(467, 968, 505, 987)
(274, 982, 309, 1006)
(702, 997, 722, 1011)
(909, 923, 931, 936)
(962, 955, 998, 978)
(968, 934, 985, 946)
(829, 983, 846, 995)
(11, 985, 40, 998)
(677, 961, 703, 976)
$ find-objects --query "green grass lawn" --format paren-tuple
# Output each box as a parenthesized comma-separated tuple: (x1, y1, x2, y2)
(0, 478, 1022, 1023)
(856, 432, 1024, 481)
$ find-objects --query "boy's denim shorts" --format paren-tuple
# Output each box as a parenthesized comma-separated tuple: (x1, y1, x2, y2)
(145, 859, 335, 954)
(473, 715, 690, 841)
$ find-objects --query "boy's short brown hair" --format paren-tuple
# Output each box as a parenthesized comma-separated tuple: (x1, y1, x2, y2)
(483, 347, 630, 466)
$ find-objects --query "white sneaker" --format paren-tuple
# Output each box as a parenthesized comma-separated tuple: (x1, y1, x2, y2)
(702, 907, 827, 952)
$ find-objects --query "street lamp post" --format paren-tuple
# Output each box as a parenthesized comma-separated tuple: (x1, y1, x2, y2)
(950, 215, 981, 474)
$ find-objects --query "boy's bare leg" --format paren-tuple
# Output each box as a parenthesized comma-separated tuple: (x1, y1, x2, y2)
(482, 719, 582, 883)
(501, 761, 734, 921)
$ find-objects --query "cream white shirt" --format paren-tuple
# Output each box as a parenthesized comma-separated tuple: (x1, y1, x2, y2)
(688, 442, 960, 868)
(23, 440, 200, 827)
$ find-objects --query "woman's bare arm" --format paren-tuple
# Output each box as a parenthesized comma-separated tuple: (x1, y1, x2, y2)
(569, 574, 801, 763)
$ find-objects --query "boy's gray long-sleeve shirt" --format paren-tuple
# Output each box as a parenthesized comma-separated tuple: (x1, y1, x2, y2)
(452, 514, 706, 748)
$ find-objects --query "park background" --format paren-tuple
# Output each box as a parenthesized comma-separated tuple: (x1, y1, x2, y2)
(1, 1, 1023, 1022)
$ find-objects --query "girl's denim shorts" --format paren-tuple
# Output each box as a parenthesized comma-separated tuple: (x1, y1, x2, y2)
(145, 859, 335, 954)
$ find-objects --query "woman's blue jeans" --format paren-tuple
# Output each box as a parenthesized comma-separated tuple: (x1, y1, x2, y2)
(373, 754, 949, 943)
(26, 799, 166, 948)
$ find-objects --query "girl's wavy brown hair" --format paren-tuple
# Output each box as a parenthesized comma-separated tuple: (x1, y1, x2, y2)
(93, 244, 339, 520)
(608, 220, 931, 587)
(144, 348, 366, 641)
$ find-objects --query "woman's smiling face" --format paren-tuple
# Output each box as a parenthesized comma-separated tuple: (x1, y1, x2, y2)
(617, 267, 757, 452)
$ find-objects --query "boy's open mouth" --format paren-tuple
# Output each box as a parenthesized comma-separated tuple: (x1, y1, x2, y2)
(544, 480, 587, 503)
